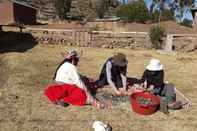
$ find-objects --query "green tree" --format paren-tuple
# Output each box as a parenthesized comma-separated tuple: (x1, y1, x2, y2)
(179, 0, 194, 7)
(95, 0, 109, 18)
(55, 0, 72, 20)
(152, 0, 165, 24)
(152, 0, 194, 23)
(65, 0, 72, 15)
(116, 0, 150, 23)
(151, 9, 174, 22)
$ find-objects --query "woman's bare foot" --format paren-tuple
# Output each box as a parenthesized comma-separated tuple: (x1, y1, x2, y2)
(168, 101, 183, 110)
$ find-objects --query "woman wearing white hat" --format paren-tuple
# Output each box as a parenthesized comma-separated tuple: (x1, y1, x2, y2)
(141, 58, 164, 92)
(141, 58, 182, 113)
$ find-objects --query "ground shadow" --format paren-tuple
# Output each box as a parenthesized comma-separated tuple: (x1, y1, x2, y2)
(0, 31, 38, 53)
(80, 75, 98, 96)
(127, 77, 141, 87)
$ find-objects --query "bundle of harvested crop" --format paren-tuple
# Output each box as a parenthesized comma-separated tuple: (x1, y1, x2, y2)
(96, 92, 129, 106)
(136, 96, 154, 107)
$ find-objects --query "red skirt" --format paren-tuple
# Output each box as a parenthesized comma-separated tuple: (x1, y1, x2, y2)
(44, 83, 87, 106)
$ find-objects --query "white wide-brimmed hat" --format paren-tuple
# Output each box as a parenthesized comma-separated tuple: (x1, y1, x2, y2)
(146, 58, 163, 71)
(92, 121, 111, 131)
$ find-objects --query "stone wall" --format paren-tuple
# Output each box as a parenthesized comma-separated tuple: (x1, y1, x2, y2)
(26, 28, 152, 49)
(24, 28, 197, 52)
(90, 31, 151, 49)
(165, 34, 197, 52)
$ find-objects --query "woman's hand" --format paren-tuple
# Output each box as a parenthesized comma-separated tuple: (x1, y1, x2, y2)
(126, 85, 144, 95)
(116, 88, 130, 96)
(119, 88, 126, 95)
(92, 99, 105, 109)
(146, 85, 154, 92)
(115, 89, 123, 96)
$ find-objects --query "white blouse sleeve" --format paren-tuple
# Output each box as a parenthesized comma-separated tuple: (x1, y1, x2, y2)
(69, 66, 84, 89)
(106, 61, 117, 92)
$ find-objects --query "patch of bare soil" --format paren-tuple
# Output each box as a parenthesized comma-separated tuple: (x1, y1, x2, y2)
(28, 21, 88, 31)
(119, 21, 195, 34)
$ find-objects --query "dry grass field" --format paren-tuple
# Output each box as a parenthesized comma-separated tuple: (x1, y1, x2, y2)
(0, 44, 197, 131)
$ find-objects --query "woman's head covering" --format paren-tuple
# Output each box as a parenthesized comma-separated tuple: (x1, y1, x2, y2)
(146, 58, 163, 71)
(63, 49, 79, 59)
(112, 53, 128, 67)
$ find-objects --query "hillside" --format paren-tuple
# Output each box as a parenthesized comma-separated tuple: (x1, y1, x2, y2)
(1, 0, 195, 34)
(10, 0, 119, 20)
(120, 21, 195, 34)
(28, 20, 196, 34)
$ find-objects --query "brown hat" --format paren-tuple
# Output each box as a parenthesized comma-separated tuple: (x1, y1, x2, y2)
(112, 53, 128, 67)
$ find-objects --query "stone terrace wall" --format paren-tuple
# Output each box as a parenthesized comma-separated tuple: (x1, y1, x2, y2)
(165, 34, 197, 52)
(90, 31, 151, 49)
(25, 28, 152, 49)
(26, 28, 89, 46)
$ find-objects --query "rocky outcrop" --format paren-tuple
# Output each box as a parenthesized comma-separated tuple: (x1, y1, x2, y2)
(68, 0, 96, 20)
(68, 0, 119, 20)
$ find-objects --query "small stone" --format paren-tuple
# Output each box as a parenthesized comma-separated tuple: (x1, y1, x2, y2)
(102, 45, 108, 48)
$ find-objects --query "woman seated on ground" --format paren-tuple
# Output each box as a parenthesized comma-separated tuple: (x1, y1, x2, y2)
(139, 58, 182, 112)
(44, 49, 104, 108)
(96, 53, 128, 96)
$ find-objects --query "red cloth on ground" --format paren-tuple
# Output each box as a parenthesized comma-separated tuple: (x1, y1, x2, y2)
(44, 84, 87, 106)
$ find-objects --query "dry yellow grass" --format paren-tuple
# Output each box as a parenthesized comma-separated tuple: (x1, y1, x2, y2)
(0, 44, 197, 131)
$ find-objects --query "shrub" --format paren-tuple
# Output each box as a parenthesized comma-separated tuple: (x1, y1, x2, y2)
(95, 0, 108, 18)
(160, 9, 174, 21)
(150, 10, 160, 23)
(150, 9, 174, 23)
(180, 19, 193, 28)
(55, 0, 72, 20)
(149, 26, 165, 49)
(116, 0, 150, 23)
(55, 0, 66, 20)
(116, 5, 131, 21)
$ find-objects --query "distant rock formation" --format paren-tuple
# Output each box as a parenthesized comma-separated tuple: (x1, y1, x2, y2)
(68, 0, 96, 20)
(68, 0, 119, 20)
(11, 0, 119, 20)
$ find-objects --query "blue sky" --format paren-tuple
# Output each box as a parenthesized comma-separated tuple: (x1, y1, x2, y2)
(195, 0, 197, 7)
(118, 0, 194, 21)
